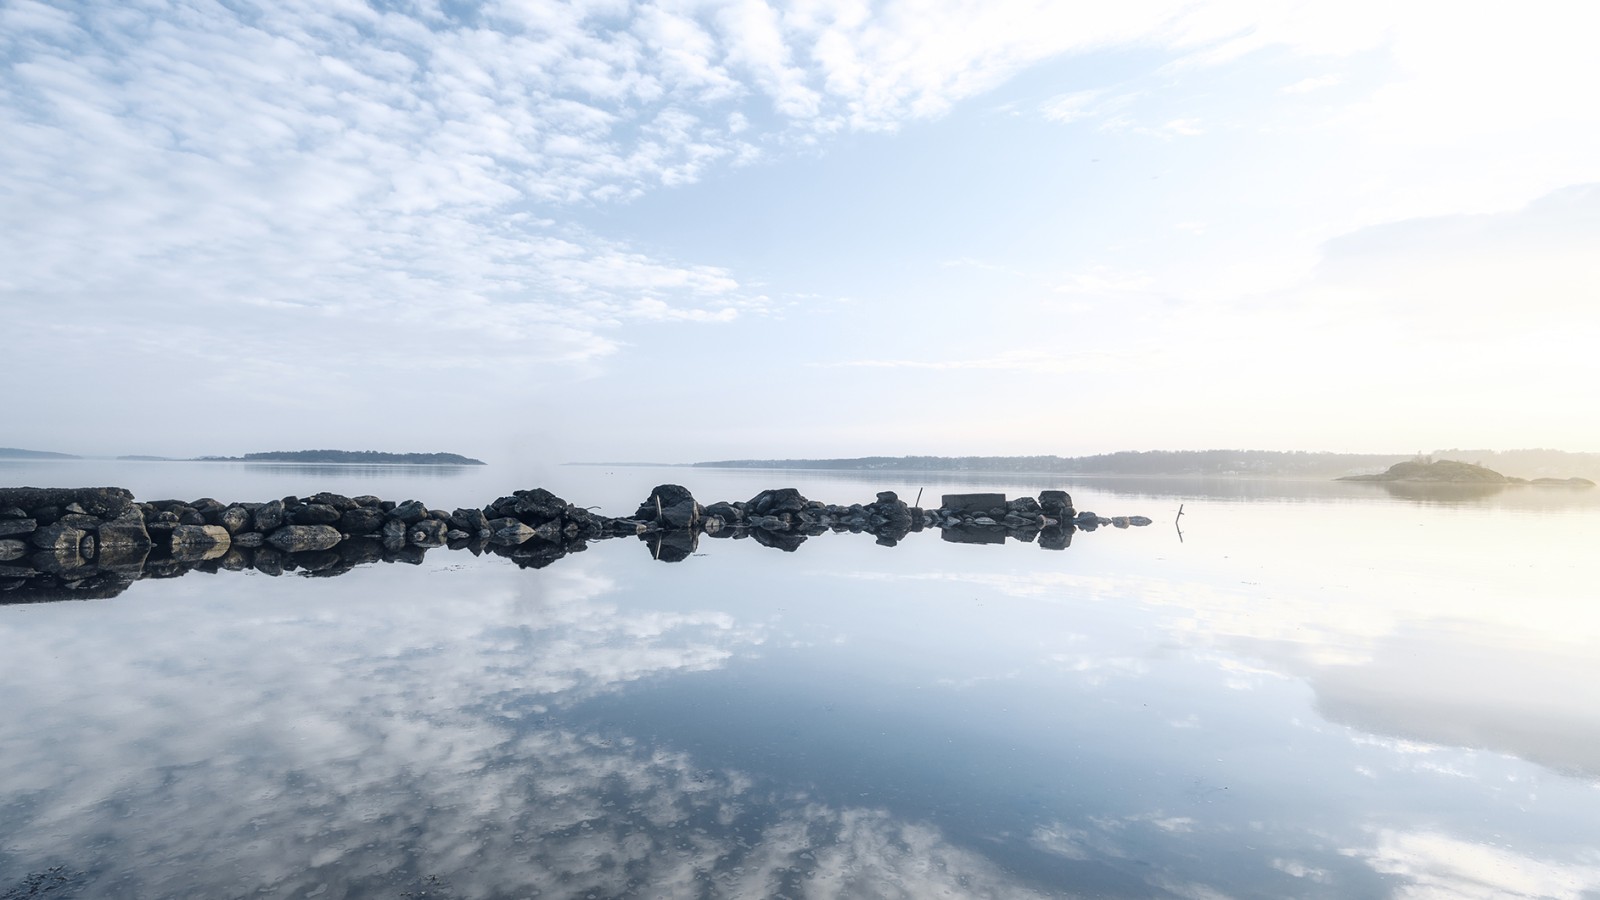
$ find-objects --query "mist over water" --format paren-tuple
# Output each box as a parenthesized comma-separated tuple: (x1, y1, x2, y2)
(2, 461, 1598, 898)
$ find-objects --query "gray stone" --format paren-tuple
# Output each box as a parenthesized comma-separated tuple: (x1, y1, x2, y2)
(489, 518, 535, 545)
(253, 499, 285, 532)
(0, 487, 135, 520)
(291, 503, 341, 526)
(30, 523, 87, 553)
(1128, 516, 1153, 526)
(448, 507, 490, 535)
(381, 517, 408, 550)
(0, 539, 27, 562)
(338, 507, 387, 534)
(266, 525, 342, 552)
(232, 531, 265, 548)
(170, 525, 231, 561)
(0, 518, 37, 538)
(390, 500, 429, 524)
(941, 493, 1007, 514)
(97, 510, 151, 549)
(218, 506, 253, 534)
(660, 499, 699, 529)
(408, 519, 448, 547)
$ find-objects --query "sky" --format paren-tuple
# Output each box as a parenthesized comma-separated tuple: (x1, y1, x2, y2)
(3, 0, 1598, 463)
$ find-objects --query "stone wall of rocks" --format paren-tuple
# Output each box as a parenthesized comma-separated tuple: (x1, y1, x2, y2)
(0, 484, 1151, 604)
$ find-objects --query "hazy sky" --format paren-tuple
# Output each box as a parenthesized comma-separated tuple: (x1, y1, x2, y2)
(4, 0, 1597, 463)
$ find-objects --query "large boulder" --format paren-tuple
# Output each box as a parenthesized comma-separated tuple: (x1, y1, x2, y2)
(448, 507, 490, 536)
(389, 500, 429, 524)
(408, 519, 448, 547)
(337, 507, 387, 535)
(253, 499, 286, 533)
(218, 506, 253, 535)
(266, 525, 343, 552)
(30, 523, 88, 554)
(0, 487, 135, 520)
(170, 525, 232, 560)
(746, 488, 808, 517)
(291, 503, 342, 526)
(97, 510, 152, 549)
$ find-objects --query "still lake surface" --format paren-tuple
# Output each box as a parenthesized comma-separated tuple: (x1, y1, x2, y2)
(2, 460, 1599, 899)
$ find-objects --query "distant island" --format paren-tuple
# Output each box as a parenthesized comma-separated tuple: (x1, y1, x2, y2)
(692, 449, 1600, 481)
(1338, 458, 1594, 486)
(0, 447, 80, 460)
(197, 450, 486, 466)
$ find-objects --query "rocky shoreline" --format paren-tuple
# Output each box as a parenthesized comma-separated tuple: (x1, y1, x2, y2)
(0, 485, 1152, 605)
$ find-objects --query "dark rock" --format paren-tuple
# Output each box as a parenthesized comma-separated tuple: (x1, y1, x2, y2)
(266, 525, 342, 552)
(0, 518, 38, 538)
(446, 529, 470, 541)
(97, 510, 151, 550)
(408, 519, 448, 547)
(1128, 516, 1153, 526)
(1038, 490, 1074, 517)
(448, 507, 490, 535)
(232, 531, 265, 548)
(253, 499, 286, 533)
(390, 500, 429, 524)
(30, 549, 91, 575)
(352, 495, 384, 508)
(176, 507, 206, 526)
(660, 499, 700, 529)
(0, 539, 28, 562)
(381, 517, 409, 550)
(495, 488, 567, 523)
(289, 503, 340, 526)
(746, 488, 807, 517)
(941, 493, 1007, 515)
(30, 523, 87, 553)
(0, 487, 135, 520)
(310, 492, 357, 511)
(218, 506, 252, 534)
(0, 507, 27, 519)
(703, 501, 743, 525)
(337, 507, 387, 534)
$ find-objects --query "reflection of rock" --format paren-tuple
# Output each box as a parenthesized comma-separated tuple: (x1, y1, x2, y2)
(169, 525, 231, 561)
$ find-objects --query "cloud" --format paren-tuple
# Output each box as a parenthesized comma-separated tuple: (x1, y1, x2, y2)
(811, 349, 1104, 375)
(1344, 829, 1600, 899)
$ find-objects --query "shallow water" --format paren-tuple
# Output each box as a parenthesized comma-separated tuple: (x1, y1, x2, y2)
(2, 461, 1598, 898)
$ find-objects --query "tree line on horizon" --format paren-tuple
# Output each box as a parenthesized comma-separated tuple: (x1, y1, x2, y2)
(693, 449, 1600, 479)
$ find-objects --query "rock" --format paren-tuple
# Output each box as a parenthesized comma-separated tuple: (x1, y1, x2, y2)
(232, 531, 265, 548)
(645, 529, 698, 562)
(28, 549, 92, 575)
(252, 547, 286, 577)
(488, 518, 535, 545)
(0, 518, 38, 538)
(337, 507, 387, 535)
(381, 518, 409, 550)
(30, 523, 87, 553)
(0, 487, 135, 520)
(445, 529, 470, 541)
(492, 488, 567, 523)
(746, 488, 807, 517)
(1128, 516, 1153, 526)
(971, 516, 998, 527)
(448, 507, 490, 535)
(169, 525, 231, 561)
(1038, 525, 1073, 551)
(660, 498, 700, 529)
(97, 510, 152, 550)
(253, 499, 285, 533)
(0, 539, 27, 562)
(291, 503, 341, 525)
(408, 519, 448, 547)
(703, 501, 743, 526)
(1038, 490, 1073, 517)
(390, 500, 429, 524)
(941, 493, 1007, 515)
(309, 492, 357, 511)
(266, 525, 342, 552)
(218, 506, 253, 534)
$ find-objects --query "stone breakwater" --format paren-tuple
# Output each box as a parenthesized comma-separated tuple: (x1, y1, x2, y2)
(0, 485, 1153, 605)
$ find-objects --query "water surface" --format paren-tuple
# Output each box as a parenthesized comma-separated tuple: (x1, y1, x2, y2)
(2, 462, 1597, 898)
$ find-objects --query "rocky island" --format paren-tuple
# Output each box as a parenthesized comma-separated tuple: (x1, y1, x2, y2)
(1338, 458, 1595, 486)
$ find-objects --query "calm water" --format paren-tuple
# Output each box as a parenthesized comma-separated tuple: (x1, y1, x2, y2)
(3, 461, 1599, 899)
